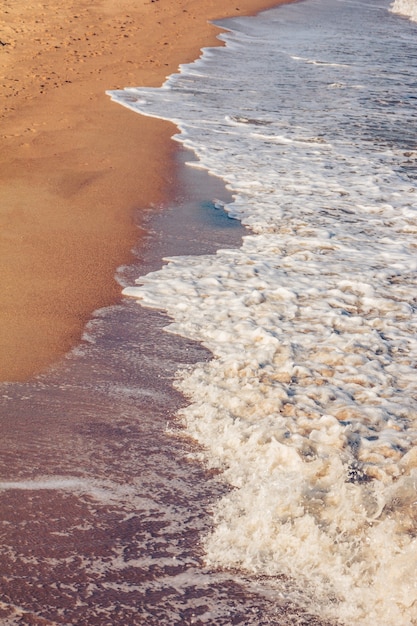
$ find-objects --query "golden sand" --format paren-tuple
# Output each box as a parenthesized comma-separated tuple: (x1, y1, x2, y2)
(0, 0, 287, 381)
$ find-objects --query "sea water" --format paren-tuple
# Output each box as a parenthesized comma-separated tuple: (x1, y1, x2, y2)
(109, 0, 417, 624)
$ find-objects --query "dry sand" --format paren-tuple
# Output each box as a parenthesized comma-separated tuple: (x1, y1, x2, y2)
(0, 0, 287, 382)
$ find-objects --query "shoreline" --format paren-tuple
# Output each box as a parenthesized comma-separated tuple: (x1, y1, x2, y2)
(0, 0, 288, 382)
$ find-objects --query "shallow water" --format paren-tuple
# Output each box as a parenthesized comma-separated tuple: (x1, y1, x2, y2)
(109, 0, 417, 624)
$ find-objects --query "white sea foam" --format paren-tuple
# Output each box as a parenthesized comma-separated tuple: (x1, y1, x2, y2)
(109, 0, 417, 623)
(0, 477, 159, 509)
(391, 0, 417, 21)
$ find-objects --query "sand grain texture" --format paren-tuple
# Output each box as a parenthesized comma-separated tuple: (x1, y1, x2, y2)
(0, 0, 286, 381)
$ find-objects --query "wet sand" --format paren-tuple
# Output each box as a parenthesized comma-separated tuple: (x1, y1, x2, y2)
(0, 0, 288, 382)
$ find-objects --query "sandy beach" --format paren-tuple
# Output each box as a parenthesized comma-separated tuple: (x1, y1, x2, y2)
(0, 0, 287, 382)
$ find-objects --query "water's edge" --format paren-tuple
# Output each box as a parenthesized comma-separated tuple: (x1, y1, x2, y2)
(0, 147, 333, 624)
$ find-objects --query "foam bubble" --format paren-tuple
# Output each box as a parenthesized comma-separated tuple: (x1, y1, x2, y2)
(391, 0, 417, 22)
